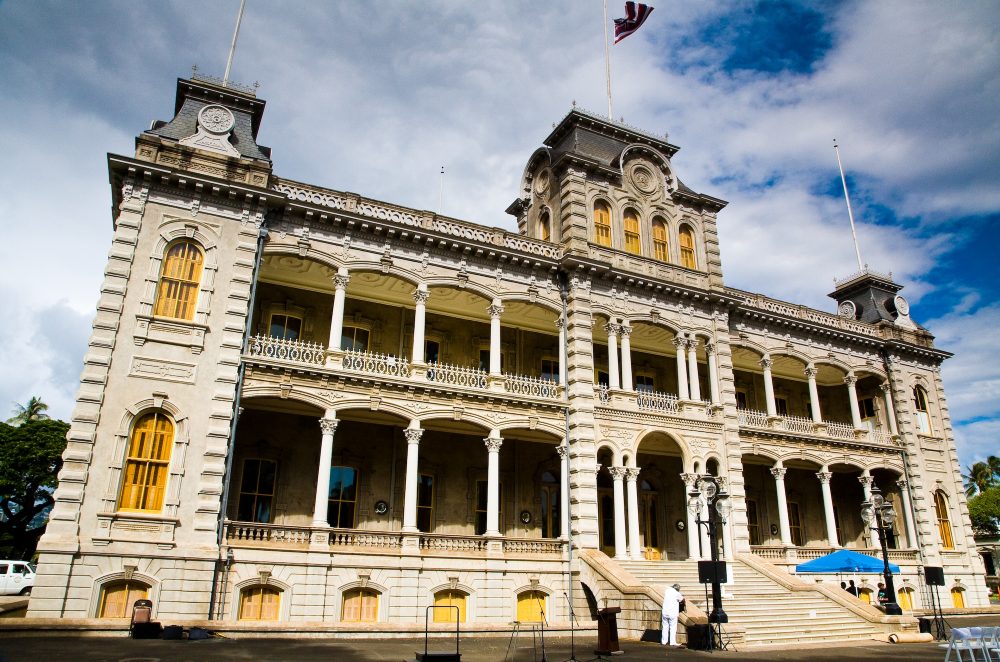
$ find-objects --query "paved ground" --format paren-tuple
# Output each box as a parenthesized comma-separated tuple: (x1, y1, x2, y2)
(0, 614, 995, 662)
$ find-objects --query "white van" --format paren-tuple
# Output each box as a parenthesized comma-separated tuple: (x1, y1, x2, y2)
(0, 561, 35, 595)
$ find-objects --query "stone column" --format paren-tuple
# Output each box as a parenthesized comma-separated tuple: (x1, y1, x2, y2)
(681, 473, 700, 559)
(881, 382, 899, 435)
(845, 374, 863, 429)
(706, 342, 721, 405)
(401, 423, 424, 533)
(312, 415, 339, 526)
(488, 300, 504, 375)
(609, 466, 628, 559)
(687, 338, 702, 401)
(859, 473, 880, 548)
(557, 318, 567, 386)
(626, 467, 642, 559)
(817, 469, 839, 547)
(411, 285, 429, 364)
(771, 465, 792, 545)
(484, 430, 503, 536)
(619, 324, 633, 392)
(805, 365, 823, 423)
(673, 336, 689, 400)
(761, 357, 777, 418)
(558, 444, 570, 539)
(328, 268, 350, 350)
(897, 479, 916, 548)
(605, 322, 621, 390)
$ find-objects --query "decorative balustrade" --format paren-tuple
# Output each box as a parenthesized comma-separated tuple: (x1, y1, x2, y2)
(419, 533, 489, 553)
(868, 429, 893, 445)
(427, 362, 488, 389)
(503, 374, 561, 399)
(635, 389, 680, 414)
(342, 349, 411, 378)
(825, 421, 856, 439)
(502, 538, 566, 555)
(329, 529, 403, 549)
(728, 287, 881, 338)
(752, 545, 920, 564)
(738, 408, 769, 428)
(225, 521, 312, 546)
(597, 384, 611, 404)
(247, 334, 326, 366)
(783, 414, 815, 434)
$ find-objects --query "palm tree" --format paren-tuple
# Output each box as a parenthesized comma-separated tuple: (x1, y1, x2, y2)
(6, 396, 50, 426)
(964, 460, 997, 497)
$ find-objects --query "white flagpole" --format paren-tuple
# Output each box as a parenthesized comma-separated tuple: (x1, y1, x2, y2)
(223, 0, 248, 87)
(604, 0, 613, 119)
(438, 166, 445, 213)
(833, 139, 865, 272)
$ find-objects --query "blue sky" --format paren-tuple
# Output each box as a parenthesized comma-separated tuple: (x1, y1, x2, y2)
(0, 0, 997, 469)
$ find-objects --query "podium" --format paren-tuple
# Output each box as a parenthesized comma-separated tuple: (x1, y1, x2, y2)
(595, 606, 623, 656)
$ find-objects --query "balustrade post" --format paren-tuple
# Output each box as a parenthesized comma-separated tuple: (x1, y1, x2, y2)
(845, 374, 863, 429)
(817, 469, 840, 547)
(673, 336, 689, 400)
(609, 466, 628, 559)
(484, 430, 503, 537)
(619, 324, 633, 392)
(687, 337, 702, 401)
(312, 414, 339, 527)
(771, 464, 792, 546)
(402, 423, 423, 533)
(412, 285, 429, 364)
(626, 467, 643, 559)
(761, 357, 777, 418)
(605, 322, 621, 390)
(328, 268, 350, 353)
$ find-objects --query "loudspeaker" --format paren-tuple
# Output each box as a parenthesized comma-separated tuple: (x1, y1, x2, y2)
(924, 566, 945, 586)
(698, 560, 727, 584)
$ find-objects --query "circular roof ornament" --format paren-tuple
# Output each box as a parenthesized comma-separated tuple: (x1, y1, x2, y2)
(627, 161, 660, 196)
(893, 295, 910, 316)
(534, 169, 551, 196)
(838, 300, 857, 319)
(198, 105, 235, 135)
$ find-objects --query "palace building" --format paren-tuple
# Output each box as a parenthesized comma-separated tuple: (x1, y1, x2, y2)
(28, 75, 987, 643)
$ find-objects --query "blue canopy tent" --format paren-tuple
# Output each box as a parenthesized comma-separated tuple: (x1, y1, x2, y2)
(795, 549, 900, 574)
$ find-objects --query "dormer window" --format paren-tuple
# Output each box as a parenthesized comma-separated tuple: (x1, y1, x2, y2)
(594, 201, 612, 247)
(624, 209, 641, 255)
(679, 224, 697, 269)
(652, 218, 669, 262)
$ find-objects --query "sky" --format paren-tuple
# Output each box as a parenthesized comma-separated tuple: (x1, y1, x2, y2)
(0, 1, 997, 471)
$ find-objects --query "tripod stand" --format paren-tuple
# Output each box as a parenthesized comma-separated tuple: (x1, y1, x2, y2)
(560, 591, 580, 662)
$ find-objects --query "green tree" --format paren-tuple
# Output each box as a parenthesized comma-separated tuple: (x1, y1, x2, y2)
(7, 396, 50, 426)
(968, 485, 1000, 536)
(0, 418, 69, 559)
(964, 459, 999, 497)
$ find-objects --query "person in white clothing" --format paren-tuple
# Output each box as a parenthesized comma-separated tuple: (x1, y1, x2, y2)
(661, 583, 684, 647)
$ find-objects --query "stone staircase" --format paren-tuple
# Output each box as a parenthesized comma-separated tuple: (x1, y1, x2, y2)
(617, 557, 890, 647)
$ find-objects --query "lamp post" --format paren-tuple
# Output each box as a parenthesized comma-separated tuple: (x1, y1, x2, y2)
(861, 485, 902, 615)
(687, 475, 731, 626)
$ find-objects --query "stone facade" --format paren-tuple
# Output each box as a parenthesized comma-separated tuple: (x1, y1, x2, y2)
(28, 76, 987, 628)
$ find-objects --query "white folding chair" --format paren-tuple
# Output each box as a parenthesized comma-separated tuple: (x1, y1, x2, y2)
(982, 627, 1000, 662)
(944, 627, 985, 662)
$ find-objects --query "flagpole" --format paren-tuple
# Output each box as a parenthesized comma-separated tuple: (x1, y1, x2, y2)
(603, 0, 613, 119)
(834, 139, 865, 272)
(223, 0, 248, 87)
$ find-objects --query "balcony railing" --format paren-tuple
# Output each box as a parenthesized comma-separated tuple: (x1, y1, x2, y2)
(738, 408, 895, 445)
(752, 545, 920, 564)
(426, 362, 488, 389)
(635, 389, 680, 414)
(503, 373, 562, 399)
(248, 335, 326, 365)
(342, 349, 411, 378)
(224, 521, 564, 557)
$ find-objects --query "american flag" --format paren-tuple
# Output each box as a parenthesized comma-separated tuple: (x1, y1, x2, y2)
(613, 2, 654, 44)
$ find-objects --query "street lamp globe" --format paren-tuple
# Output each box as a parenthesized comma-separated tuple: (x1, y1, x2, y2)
(687, 493, 702, 515)
(881, 504, 896, 527)
(861, 504, 874, 525)
(715, 494, 732, 519)
(702, 479, 718, 500)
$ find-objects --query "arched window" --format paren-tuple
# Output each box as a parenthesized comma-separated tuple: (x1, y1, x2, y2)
(516, 590, 547, 623)
(239, 585, 281, 621)
(433, 589, 468, 623)
(237, 458, 277, 523)
(118, 412, 173, 513)
(897, 587, 914, 610)
(540, 470, 560, 539)
(652, 218, 669, 261)
(539, 211, 551, 242)
(153, 240, 204, 320)
(913, 386, 932, 434)
(98, 579, 149, 618)
(934, 490, 954, 549)
(593, 201, 612, 247)
(623, 209, 641, 254)
(342, 588, 379, 622)
(950, 587, 965, 608)
(679, 225, 697, 269)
